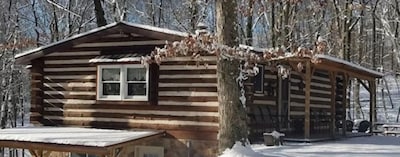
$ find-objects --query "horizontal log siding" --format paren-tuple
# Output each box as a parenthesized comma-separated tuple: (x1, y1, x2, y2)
(30, 59, 44, 125)
(157, 57, 219, 140)
(246, 67, 278, 140)
(37, 35, 218, 141)
(335, 75, 345, 122)
(290, 72, 304, 119)
(309, 70, 331, 134)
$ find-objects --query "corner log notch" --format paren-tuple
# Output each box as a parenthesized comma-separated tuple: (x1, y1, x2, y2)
(329, 71, 337, 137)
(304, 60, 312, 139)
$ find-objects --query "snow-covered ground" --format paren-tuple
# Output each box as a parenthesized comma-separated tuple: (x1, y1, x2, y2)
(220, 136, 400, 157)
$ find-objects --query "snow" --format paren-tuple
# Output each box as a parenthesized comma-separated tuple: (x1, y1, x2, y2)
(120, 21, 188, 37)
(219, 142, 266, 157)
(252, 136, 400, 157)
(89, 57, 142, 63)
(264, 131, 285, 139)
(220, 136, 400, 157)
(0, 127, 161, 147)
(315, 54, 384, 77)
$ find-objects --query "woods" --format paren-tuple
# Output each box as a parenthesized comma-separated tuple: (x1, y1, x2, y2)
(0, 0, 400, 156)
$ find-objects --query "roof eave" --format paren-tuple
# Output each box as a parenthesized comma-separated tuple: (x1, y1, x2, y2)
(15, 21, 188, 65)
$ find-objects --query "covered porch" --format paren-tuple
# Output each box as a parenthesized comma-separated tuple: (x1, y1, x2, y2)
(272, 54, 383, 141)
(0, 127, 164, 157)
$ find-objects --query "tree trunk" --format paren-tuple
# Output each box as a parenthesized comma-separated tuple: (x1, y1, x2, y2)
(216, 0, 238, 46)
(50, 0, 60, 42)
(271, 1, 276, 47)
(372, 0, 379, 69)
(93, 0, 107, 27)
(217, 59, 248, 153)
(245, 0, 254, 45)
(189, 0, 199, 32)
(354, 80, 362, 119)
(216, 0, 248, 153)
(354, 0, 366, 120)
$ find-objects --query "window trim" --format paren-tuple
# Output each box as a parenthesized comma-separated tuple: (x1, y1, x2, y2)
(254, 65, 264, 93)
(97, 64, 149, 101)
(69, 153, 97, 157)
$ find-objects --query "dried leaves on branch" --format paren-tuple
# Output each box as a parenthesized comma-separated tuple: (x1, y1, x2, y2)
(142, 33, 328, 75)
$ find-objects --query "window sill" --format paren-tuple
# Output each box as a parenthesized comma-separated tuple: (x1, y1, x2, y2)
(96, 100, 151, 105)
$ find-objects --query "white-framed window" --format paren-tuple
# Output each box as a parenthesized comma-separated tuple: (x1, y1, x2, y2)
(254, 65, 264, 93)
(135, 146, 164, 157)
(97, 64, 149, 101)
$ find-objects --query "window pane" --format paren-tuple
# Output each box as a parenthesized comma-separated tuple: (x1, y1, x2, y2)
(144, 154, 159, 157)
(103, 83, 120, 95)
(127, 68, 146, 81)
(70, 153, 87, 157)
(128, 83, 146, 96)
(102, 68, 120, 81)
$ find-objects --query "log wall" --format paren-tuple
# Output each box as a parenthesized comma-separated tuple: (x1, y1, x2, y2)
(30, 33, 219, 145)
(289, 69, 345, 136)
(246, 66, 278, 140)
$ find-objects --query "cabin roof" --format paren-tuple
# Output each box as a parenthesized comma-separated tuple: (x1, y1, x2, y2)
(0, 127, 163, 155)
(239, 44, 383, 79)
(15, 21, 188, 64)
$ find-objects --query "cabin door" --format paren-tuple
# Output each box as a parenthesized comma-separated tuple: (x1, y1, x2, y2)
(278, 77, 290, 131)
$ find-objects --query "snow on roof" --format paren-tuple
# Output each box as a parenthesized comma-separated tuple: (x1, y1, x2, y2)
(239, 44, 382, 77)
(15, 23, 120, 60)
(15, 21, 188, 61)
(0, 127, 162, 147)
(120, 21, 188, 37)
(315, 54, 383, 77)
(239, 44, 266, 52)
(89, 53, 146, 63)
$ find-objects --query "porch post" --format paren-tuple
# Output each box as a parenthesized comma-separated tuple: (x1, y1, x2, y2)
(329, 72, 337, 137)
(342, 75, 349, 136)
(304, 61, 311, 139)
(369, 79, 376, 131)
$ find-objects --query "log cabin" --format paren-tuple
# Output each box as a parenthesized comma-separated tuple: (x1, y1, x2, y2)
(7, 21, 383, 157)
(13, 22, 218, 157)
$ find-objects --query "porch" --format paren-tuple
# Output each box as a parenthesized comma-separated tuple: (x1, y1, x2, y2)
(248, 54, 383, 142)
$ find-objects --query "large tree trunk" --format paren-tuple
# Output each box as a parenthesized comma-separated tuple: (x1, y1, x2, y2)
(216, 0, 248, 153)
(216, 0, 238, 46)
(217, 59, 248, 153)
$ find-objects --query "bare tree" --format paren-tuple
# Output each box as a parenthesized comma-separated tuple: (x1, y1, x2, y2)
(94, 0, 107, 26)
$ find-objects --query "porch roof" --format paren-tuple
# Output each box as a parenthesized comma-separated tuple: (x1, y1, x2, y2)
(240, 44, 383, 80)
(0, 127, 163, 156)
